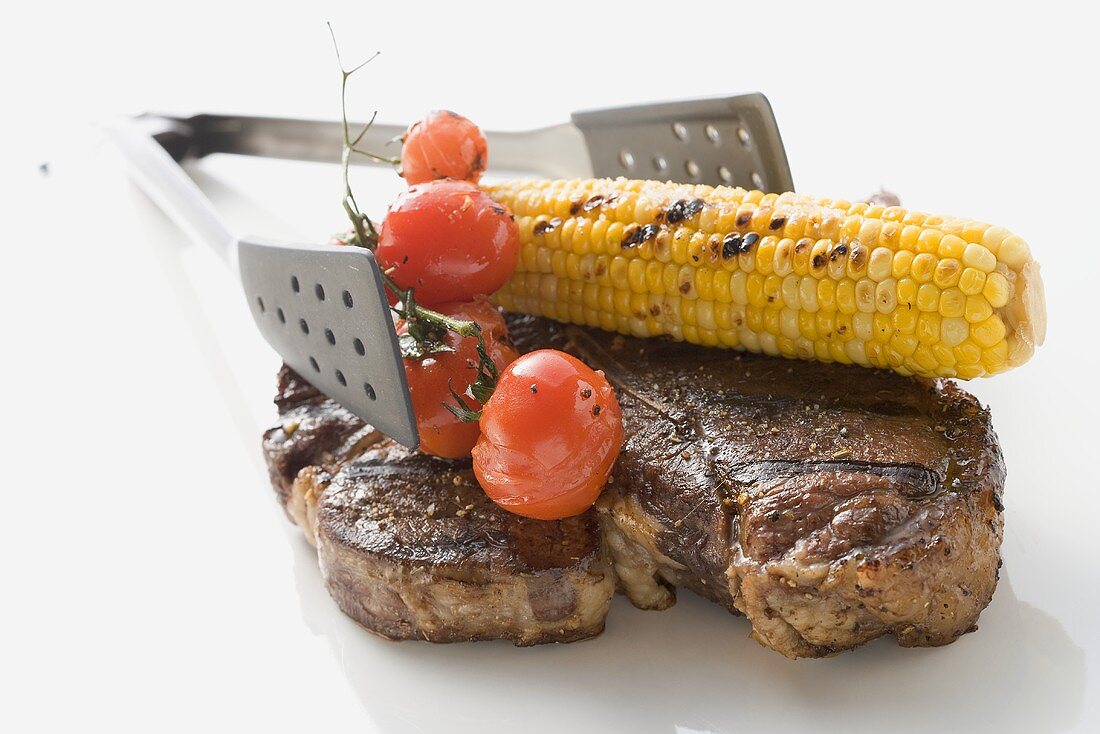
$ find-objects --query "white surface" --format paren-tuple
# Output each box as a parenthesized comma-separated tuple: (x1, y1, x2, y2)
(3, 2, 1099, 732)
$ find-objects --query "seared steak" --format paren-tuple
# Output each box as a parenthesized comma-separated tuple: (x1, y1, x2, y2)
(505, 315, 1005, 658)
(263, 366, 614, 645)
(263, 315, 1004, 657)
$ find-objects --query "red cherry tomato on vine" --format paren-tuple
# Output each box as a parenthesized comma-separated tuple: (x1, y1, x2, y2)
(399, 298, 518, 459)
(472, 350, 624, 520)
(377, 179, 519, 306)
(401, 110, 488, 185)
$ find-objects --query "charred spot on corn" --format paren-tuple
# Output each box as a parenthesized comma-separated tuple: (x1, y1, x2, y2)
(621, 223, 661, 248)
(665, 198, 706, 224)
(533, 217, 562, 235)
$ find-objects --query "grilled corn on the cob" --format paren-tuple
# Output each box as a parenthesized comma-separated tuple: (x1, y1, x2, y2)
(486, 178, 1045, 379)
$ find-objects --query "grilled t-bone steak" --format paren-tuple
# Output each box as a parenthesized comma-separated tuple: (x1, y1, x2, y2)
(263, 315, 1004, 657)
(263, 365, 614, 645)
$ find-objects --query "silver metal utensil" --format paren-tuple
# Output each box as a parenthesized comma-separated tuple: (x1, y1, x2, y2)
(109, 94, 793, 450)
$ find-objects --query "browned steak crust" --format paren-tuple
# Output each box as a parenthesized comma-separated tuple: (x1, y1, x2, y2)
(263, 365, 613, 646)
(504, 314, 1004, 658)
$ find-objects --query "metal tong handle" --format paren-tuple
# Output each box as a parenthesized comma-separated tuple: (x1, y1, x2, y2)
(105, 117, 421, 448)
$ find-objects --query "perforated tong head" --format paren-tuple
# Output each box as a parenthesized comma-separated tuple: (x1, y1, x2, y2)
(111, 94, 793, 449)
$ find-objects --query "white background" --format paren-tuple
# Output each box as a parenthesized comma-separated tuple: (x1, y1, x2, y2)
(3, 2, 1099, 732)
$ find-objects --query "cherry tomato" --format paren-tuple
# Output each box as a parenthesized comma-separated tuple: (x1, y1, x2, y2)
(377, 179, 519, 306)
(399, 298, 518, 459)
(472, 350, 624, 520)
(401, 110, 488, 185)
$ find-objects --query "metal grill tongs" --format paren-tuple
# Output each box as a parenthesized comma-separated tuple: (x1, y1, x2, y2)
(107, 96, 794, 449)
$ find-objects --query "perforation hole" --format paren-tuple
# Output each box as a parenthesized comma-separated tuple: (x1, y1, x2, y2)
(291, 276, 300, 293)
(672, 122, 689, 142)
(256, 296, 265, 313)
(342, 290, 354, 308)
(618, 149, 635, 170)
(276, 308, 286, 324)
(299, 318, 310, 335)
(353, 338, 366, 356)
(718, 165, 734, 184)
(737, 127, 751, 148)
(335, 369, 347, 386)
(652, 155, 668, 173)
(705, 124, 721, 144)
(309, 356, 319, 372)
(684, 159, 701, 179)
(315, 283, 326, 301)
(363, 382, 376, 400)
(324, 328, 336, 345)
(751, 171, 765, 190)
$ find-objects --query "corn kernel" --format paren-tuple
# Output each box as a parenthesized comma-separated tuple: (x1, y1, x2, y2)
(917, 229, 943, 254)
(893, 307, 918, 334)
(960, 243, 996, 274)
(933, 259, 962, 288)
(792, 238, 813, 275)
(847, 244, 869, 279)
(836, 280, 856, 314)
(773, 238, 795, 276)
(938, 234, 966, 259)
(875, 278, 898, 313)
(891, 334, 919, 357)
(853, 312, 874, 342)
(939, 287, 965, 318)
(800, 276, 819, 313)
(892, 249, 915, 279)
(958, 267, 987, 296)
(941, 317, 969, 347)
(981, 226, 1011, 255)
(763, 308, 781, 336)
(998, 236, 1031, 270)
(817, 279, 837, 311)
(896, 278, 918, 309)
(971, 315, 1006, 347)
(855, 278, 876, 313)
(898, 225, 922, 251)
(798, 310, 817, 339)
(983, 272, 1011, 308)
(730, 271, 749, 306)
(873, 312, 893, 343)
(746, 273, 766, 308)
(835, 312, 854, 340)
(745, 305, 763, 332)
(867, 247, 893, 281)
(809, 240, 831, 278)
(916, 283, 940, 312)
(781, 274, 800, 309)
(965, 295, 994, 323)
(911, 253, 937, 283)
(954, 340, 981, 367)
(780, 308, 800, 339)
